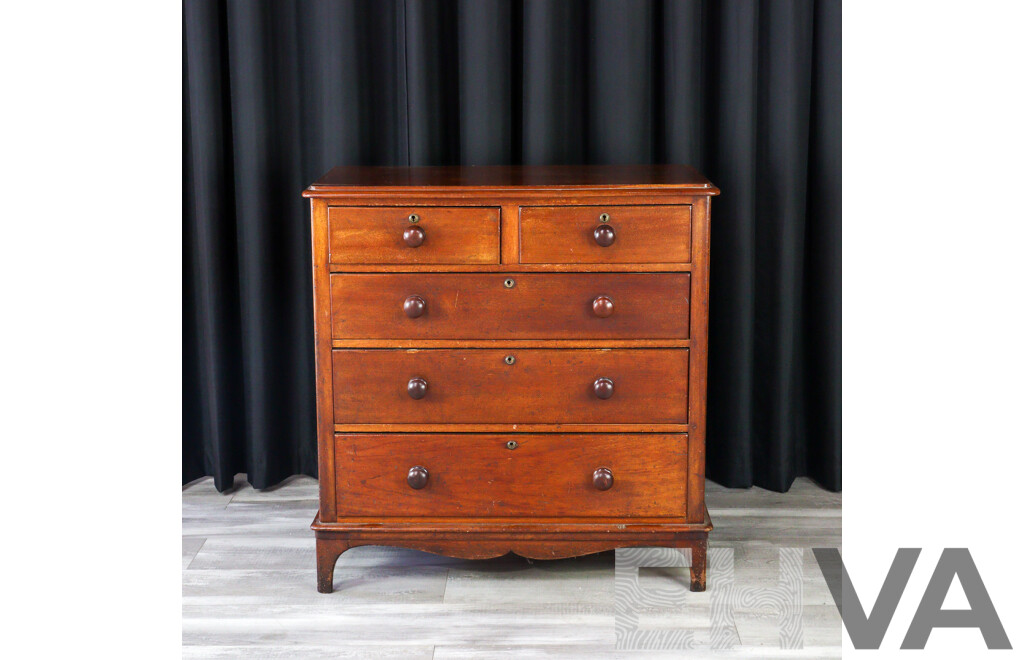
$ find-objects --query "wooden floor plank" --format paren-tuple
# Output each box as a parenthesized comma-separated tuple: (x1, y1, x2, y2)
(182, 476, 842, 656)
(182, 645, 435, 659)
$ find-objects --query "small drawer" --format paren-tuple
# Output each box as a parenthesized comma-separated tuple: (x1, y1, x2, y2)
(330, 273, 690, 339)
(332, 348, 688, 425)
(328, 206, 500, 264)
(334, 433, 688, 517)
(519, 204, 691, 264)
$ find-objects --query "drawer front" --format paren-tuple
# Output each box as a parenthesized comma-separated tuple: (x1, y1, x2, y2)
(334, 433, 688, 517)
(330, 273, 690, 339)
(328, 206, 500, 264)
(332, 348, 688, 424)
(519, 204, 691, 264)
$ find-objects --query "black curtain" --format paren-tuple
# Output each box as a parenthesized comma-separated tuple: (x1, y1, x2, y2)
(184, 0, 841, 493)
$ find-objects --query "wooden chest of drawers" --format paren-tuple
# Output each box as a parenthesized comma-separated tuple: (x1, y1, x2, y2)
(304, 165, 718, 594)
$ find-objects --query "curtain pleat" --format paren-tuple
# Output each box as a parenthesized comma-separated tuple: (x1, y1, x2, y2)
(522, 0, 588, 164)
(457, 0, 514, 164)
(183, 0, 842, 493)
(184, 0, 246, 491)
(589, 0, 653, 163)
(752, 0, 815, 490)
(804, 0, 842, 490)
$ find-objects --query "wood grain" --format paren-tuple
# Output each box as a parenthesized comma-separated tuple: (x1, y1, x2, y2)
(328, 206, 500, 264)
(309, 199, 337, 521)
(501, 203, 520, 264)
(303, 165, 719, 592)
(328, 262, 693, 273)
(312, 507, 711, 593)
(687, 196, 711, 523)
(331, 348, 689, 425)
(332, 423, 688, 433)
(305, 164, 718, 192)
(519, 204, 691, 264)
(331, 339, 690, 348)
(330, 273, 690, 339)
(332, 434, 688, 517)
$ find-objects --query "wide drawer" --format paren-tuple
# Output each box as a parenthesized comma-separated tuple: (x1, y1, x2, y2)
(330, 273, 690, 339)
(519, 204, 691, 264)
(334, 433, 688, 517)
(328, 206, 500, 264)
(332, 348, 688, 424)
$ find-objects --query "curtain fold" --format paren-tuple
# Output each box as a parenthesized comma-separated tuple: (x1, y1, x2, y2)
(184, 0, 841, 493)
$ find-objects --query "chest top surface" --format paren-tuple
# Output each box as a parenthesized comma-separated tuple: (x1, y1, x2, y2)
(304, 164, 719, 195)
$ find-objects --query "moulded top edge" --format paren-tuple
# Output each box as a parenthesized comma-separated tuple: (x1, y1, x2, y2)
(303, 164, 720, 197)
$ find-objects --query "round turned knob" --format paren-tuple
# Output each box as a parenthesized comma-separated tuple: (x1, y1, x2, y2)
(407, 466, 429, 489)
(407, 377, 428, 399)
(593, 467, 614, 491)
(404, 226, 425, 247)
(593, 225, 616, 247)
(592, 295, 614, 318)
(403, 295, 426, 318)
(593, 377, 614, 399)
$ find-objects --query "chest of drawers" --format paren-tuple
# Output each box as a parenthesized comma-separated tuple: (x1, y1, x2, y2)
(304, 165, 718, 594)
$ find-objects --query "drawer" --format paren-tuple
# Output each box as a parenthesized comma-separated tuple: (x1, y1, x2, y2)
(334, 433, 688, 517)
(332, 348, 688, 424)
(519, 204, 691, 264)
(328, 206, 500, 264)
(330, 273, 690, 339)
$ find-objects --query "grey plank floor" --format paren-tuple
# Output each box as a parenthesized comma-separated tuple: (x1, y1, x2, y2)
(183, 476, 841, 658)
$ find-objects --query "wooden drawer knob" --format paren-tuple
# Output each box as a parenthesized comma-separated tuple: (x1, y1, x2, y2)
(593, 225, 616, 247)
(593, 467, 613, 491)
(403, 295, 426, 318)
(593, 377, 614, 399)
(404, 226, 425, 247)
(407, 377, 428, 399)
(407, 466, 429, 489)
(592, 295, 614, 317)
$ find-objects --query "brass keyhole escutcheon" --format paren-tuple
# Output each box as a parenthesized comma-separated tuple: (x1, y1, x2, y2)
(504, 355, 516, 365)
(408, 213, 420, 223)
(599, 213, 610, 222)
(506, 440, 518, 450)
(504, 278, 515, 288)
